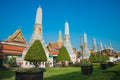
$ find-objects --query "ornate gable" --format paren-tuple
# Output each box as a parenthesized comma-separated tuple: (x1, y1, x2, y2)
(7, 29, 26, 44)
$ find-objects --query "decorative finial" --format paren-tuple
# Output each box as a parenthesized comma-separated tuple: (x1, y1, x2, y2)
(80, 35, 83, 47)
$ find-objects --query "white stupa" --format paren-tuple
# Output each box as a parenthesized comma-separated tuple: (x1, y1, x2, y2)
(100, 41, 103, 51)
(83, 33, 90, 58)
(22, 6, 53, 68)
(93, 38, 97, 52)
(63, 21, 76, 63)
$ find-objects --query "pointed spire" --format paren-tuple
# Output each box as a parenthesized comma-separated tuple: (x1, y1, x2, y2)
(104, 44, 107, 49)
(84, 33, 87, 43)
(93, 38, 97, 52)
(109, 41, 112, 48)
(100, 41, 103, 51)
(109, 41, 113, 50)
(58, 30, 62, 42)
(80, 35, 83, 47)
(65, 21, 69, 36)
(35, 6, 42, 25)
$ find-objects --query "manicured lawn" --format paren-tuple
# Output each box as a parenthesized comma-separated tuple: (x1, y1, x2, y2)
(0, 70, 15, 80)
(0, 66, 120, 80)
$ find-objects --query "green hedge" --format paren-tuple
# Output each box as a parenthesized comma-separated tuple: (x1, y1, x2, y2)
(89, 52, 109, 63)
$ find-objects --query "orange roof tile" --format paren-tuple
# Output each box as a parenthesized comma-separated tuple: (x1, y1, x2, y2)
(2, 44, 25, 51)
(2, 50, 22, 55)
(49, 50, 59, 55)
(7, 29, 26, 44)
(49, 42, 59, 49)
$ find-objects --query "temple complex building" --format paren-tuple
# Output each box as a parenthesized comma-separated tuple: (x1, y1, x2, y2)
(0, 29, 27, 66)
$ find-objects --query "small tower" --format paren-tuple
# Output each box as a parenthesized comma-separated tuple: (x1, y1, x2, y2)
(80, 35, 84, 59)
(30, 6, 44, 45)
(35, 6, 42, 25)
(100, 41, 103, 51)
(64, 21, 70, 42)
(109, 41, 113, 50)
(57, 30, 63, 48)
(64, 21, 76, 63)
(93, 38, 97, 52)
(22, 6, 53, 68)
(83, 33, 90, 59)
(104, 44, 107, 49)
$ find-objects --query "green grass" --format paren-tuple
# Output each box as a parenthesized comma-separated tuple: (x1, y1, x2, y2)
(0, 66, 120, 80)
(0, 70, 15, 80)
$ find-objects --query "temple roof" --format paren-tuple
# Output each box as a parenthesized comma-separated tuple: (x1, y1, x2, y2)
(2, 44, 25, 51)
(6, 29, 26, 44)
(47, 42, 59, 55)
(49, 50, 59, 55)
(2, 50, 22, 55)
(49, 42, 59, 49)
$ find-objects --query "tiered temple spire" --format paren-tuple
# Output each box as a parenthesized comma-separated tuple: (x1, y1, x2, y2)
(64, 21, 70, 42)
(109, 41, 113, 50)
(30, 6, 43, 44)
(64, 21, 76, 63)
(58, 30, 62, 42)
(93, 38, 97, 52)
(35, 6, 42, 25)
(83, 33, 90, 58)
(100, 41, 103, 51)
(104, 44, 107, 49)
(65, 21, 69, 36)
(57, 30, 63, 48)
(22, 6, 53, 68)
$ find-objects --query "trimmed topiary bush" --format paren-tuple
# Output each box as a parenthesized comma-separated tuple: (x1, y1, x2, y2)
(24, 40, 47, 67)
(89, 52, 109, 63)
(57, 46, 70, 61)
(56, 46, 70, 66)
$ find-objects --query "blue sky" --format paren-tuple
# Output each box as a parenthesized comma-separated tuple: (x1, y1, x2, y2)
(0, 0, 120, 51)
